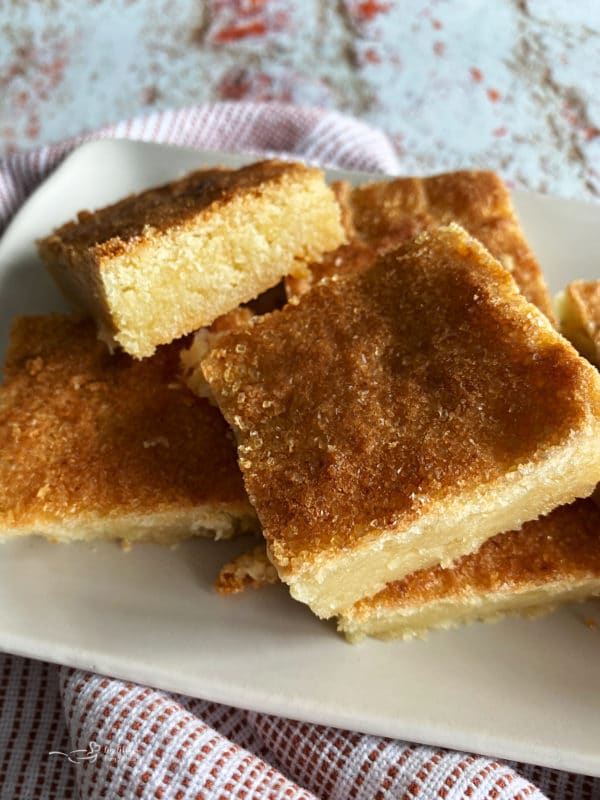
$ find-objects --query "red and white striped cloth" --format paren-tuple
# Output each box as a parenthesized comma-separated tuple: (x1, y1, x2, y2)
(0, 102, 598, 800)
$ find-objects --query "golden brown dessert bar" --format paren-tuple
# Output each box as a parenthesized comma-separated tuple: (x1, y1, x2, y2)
(288, 171, 554, 320)
(0, 315, 257, 544)
(201, 224, 600, 618)
(556, 280, 600, 367)
(339, 499, 600, 641)
(37, 162, 346, 359)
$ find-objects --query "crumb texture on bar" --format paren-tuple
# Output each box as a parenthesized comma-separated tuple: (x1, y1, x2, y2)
(202, 225, 600, 576)
(38, 161, 346, 358)
(0, 315, 253, 538)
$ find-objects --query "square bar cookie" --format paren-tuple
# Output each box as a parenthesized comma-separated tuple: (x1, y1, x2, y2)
(339, 499, 600, 641)
(38, 161, 346, 358)
(0, 315, 256, 544)
(201, 224, 600, 617)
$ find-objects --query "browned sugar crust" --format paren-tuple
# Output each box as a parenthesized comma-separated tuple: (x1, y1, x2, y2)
(352, 499, 600, 614)
(201, 225, 600, 572)
(0, 315, 252, 527)
(341, 171, 553, 320)
(40, 162, 303, 256)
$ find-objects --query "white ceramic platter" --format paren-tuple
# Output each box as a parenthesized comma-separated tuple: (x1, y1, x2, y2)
(0, 140, 599, 776)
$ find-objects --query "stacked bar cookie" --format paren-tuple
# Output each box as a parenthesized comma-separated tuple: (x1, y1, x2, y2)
(2, 159, 599, 641)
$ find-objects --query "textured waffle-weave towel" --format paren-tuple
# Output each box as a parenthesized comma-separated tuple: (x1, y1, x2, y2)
(0, 102, 598, 800)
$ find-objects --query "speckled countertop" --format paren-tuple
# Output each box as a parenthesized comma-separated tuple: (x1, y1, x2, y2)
(1, 0, 599, 199)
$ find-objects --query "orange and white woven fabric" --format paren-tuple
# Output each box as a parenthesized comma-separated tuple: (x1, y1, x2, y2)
(0, 103, 598, 800)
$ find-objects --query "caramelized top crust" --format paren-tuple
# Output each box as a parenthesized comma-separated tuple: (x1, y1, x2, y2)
(349, 171, 554, 319)
(202, 225, 600, 570)
(352, 499, 600, 613)
(0, 315, 250, 525)
(38, 161, 316, 257)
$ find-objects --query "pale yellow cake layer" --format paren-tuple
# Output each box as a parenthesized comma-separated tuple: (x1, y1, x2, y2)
(340, 581, 600, 642)
(339, 499, 600, 641)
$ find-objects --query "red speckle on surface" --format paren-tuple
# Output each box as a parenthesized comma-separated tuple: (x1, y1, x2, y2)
(487, 87, 500, 102)
(433, 41, 445, 57)
(391, 54, 402, 65)
(364, 47, 381, 64)
(2, 36, 68, 123)
(33, 79, 48, 101)
(470, 67, 483, 83)
(143, 86, 160, 105)
(213, 20, 268, 42)
(217, 66, 331, 106)
(432, 18, 442, 29)
(206, 0, 290, 45)
(211, 0, 267, 14)
(240, 0, 268, 13)
(560, 99, 600, 143)
(47, 58, 66, 89)
(218, 68, 281, 101)
(493, 126, 507, 137)
(562, 104, 578, 127)
(354, 1, 391, 22)
(25, 112, 40, 139)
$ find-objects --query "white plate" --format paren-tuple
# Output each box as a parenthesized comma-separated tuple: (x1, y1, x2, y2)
(1, 140, 599, 776)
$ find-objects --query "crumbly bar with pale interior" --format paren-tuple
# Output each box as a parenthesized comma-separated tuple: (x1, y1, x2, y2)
(201, 224, 600, 618)
(287, 171, 554, 322)
(0, 315, 257, 544)
(37, 161, 346, 359)
(556, 280, 600, 367)
(339, 499, 600, 641)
